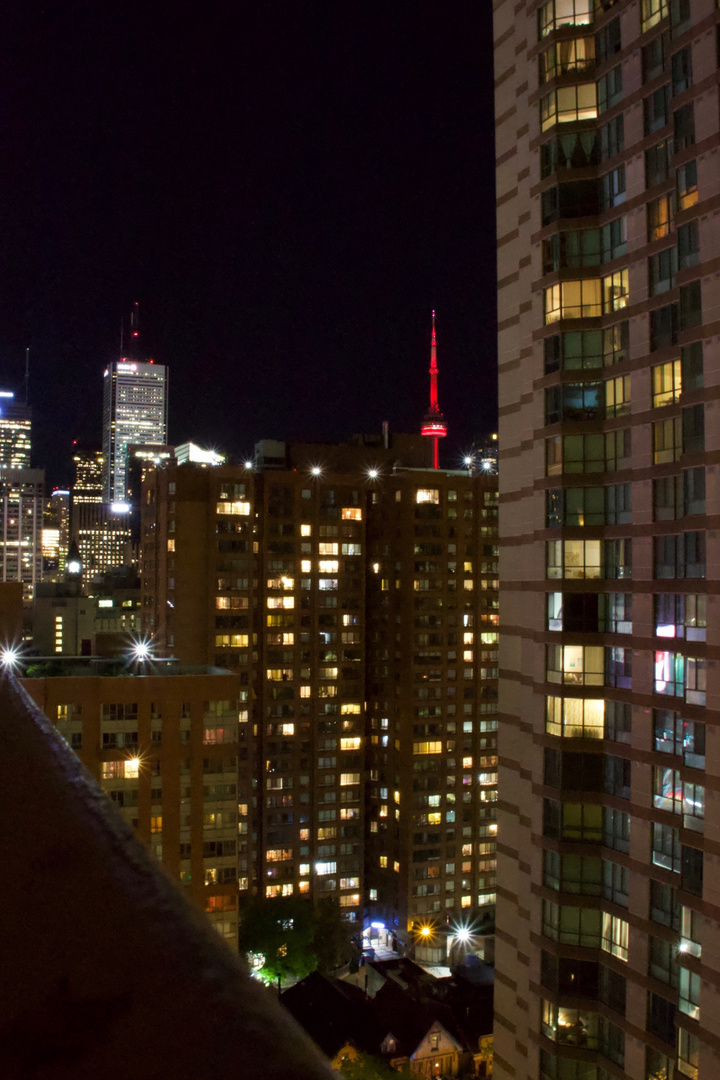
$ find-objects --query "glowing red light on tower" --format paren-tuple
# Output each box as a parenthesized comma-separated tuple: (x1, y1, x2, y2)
(420, 310, 447, 468)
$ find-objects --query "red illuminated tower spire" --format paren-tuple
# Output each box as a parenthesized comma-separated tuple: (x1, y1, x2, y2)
(420, 310, 447, 468)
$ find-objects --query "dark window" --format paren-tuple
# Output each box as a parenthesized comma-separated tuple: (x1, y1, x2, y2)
(669, 0, 691, 37)
(601, 114, 624, 159)
(600, 166, 626, 209)
(682, 405, 704, 454)
(673, 103, 695, 151)
(671, 46, 692, 95)
(681, 845, 703, 896)
(650, 302, 678, 351)
(653, 474, 681, 521)
(597, 65, 623, 113)
(605, 755, 631, 799)
(677, 221, 699, 270)
(540, 130, 600, 179)
(679, 281, 701, 330)
(599, 966, 627, 1014)
(649, 247, 677, 295)
(644, 84, 670, 133)
(596, 19, 621, 62)
(650, 880, 680, 929)
(681, 342, 703, 390)
(605, 701, 631, 744)
(645, 139, 672, 186)
(643, 33, 668, 82)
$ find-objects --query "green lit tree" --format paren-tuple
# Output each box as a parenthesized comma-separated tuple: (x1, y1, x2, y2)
(237, 897, 317, 988)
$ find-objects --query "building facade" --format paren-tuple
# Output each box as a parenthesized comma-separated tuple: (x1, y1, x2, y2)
(364, 469, 498, 954)
(0, 468, 44, 602)
(141, 445, 498, 943)
(23, 664, 242, 946)
(0, 391, 31, 468)
(494, 1, 720, 1077)
(102, 359, 168, 504)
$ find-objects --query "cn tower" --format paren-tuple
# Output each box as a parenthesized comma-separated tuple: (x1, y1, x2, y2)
(420, 311, 447, 468)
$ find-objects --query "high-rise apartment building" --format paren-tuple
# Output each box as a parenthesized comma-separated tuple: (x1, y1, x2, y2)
(23, 663, 242, 946)
(494, 2, 720, 1077)
(0, 391, 31, 468)
(102, 359, 168, 504)
(364, 468, 498, 958)
(141, 441, 498, 946)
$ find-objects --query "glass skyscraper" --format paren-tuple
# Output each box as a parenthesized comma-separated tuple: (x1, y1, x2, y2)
(102, 359, 168, 504)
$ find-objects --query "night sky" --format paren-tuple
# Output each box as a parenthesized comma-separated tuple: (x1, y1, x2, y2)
(1, 2, 497, 488)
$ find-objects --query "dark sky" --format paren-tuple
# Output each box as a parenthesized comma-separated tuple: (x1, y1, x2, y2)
(1, 2, 497, 488)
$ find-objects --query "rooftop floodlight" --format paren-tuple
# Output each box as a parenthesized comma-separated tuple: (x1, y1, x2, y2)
(367, 467, 380, 480)
(244, 460, 254, 470)
(310, 465, 323, 477)
(0, 646, 20, 670)
(131, 639, 152, 661)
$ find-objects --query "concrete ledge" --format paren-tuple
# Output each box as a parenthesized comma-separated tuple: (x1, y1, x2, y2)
(0, 673, 332, 1079)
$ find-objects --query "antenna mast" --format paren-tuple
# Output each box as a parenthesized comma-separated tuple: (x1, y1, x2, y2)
(420, 311, 448, 468)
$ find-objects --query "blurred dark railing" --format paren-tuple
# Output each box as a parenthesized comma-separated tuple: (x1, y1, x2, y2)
(0, 673, 332, 1080)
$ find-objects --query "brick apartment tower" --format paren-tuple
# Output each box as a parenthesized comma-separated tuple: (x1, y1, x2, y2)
(494, 1, 720, 1077)
(141, 442, 498, 944)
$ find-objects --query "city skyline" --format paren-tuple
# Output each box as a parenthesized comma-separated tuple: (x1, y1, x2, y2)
(1, 3, 497, 489)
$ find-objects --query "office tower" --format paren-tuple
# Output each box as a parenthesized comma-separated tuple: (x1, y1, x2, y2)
(0, 391, 31, 468)
(73, 503, 133, 588)
(71, 448, 133, 586)
(22, 663, 242, 946)
(141, 439, 498, 946)
(72, 448, 104, 505)
(364, 467, 498, 958)
(102, 358, 168, 504)
(0, 468, 44, 602)
(493, 2, 719, 1078)
(42, 488, 70, 581)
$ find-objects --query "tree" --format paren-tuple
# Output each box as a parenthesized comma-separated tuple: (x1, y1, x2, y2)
(313, 896, 355, 974)
(335, 1049, 400, 1080)
(237, 897, 317, 987)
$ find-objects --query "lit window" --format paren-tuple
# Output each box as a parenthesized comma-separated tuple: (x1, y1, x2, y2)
(540, 84, 597, 131)
(167, 538, 175, 552)
(301, 524, 311, 536)
(413, 741, 442, 755)
(416, 489, 440, 504)
(341, 508, 362, 520)
(318, 543, 338, 555)
(340, 737, 362, 750)
(544, 280, 602, 323)
(216, 500, 250, 516)
(340, 773, 360, 786)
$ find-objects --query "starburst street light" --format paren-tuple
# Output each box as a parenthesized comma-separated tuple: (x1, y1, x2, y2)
(310, 465, 323, 477)
(128, 637, 153, 663)
(0, 645, 21, 670)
